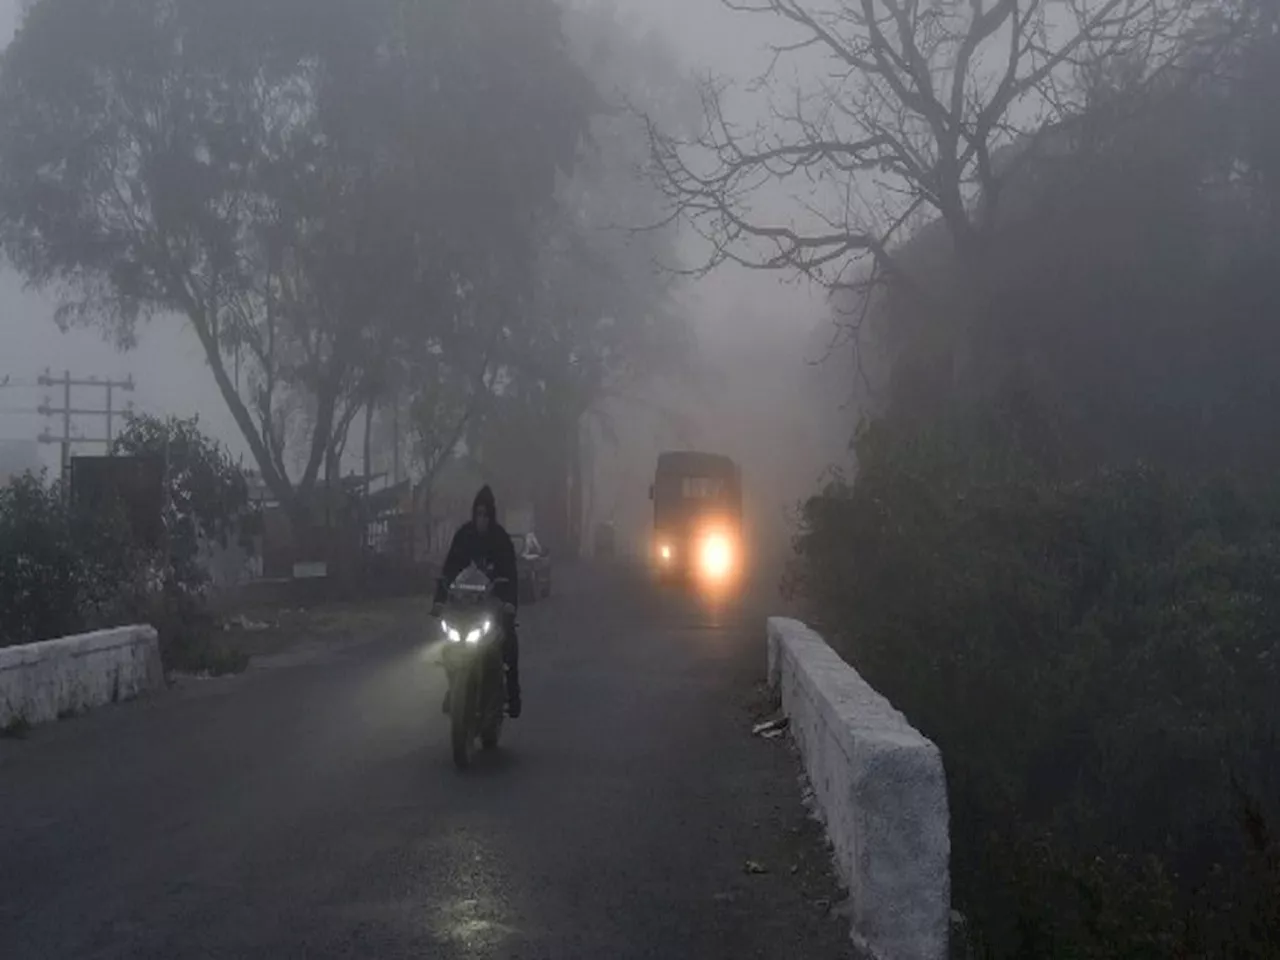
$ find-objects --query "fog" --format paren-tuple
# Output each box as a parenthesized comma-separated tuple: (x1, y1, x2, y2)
(0, 0, 847, 559)
(0, 2, 247, 463)
(4, 4, 1276, 954)
(563, 1, 845, 558)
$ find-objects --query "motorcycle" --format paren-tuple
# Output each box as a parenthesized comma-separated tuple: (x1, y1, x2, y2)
(436, 563, 511, 770)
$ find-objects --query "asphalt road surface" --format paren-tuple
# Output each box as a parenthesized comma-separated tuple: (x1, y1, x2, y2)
(0, 565, 855, 960)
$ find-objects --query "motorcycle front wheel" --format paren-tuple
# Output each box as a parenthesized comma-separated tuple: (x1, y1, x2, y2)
(480, 658, 505, 750)
(450, 670, 478, 770)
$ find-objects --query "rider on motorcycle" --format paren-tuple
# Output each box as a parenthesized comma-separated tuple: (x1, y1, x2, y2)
(432, 485, 521, 718)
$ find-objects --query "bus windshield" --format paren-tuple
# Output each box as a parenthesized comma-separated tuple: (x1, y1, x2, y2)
(681, 476, 725, 499)
(653, 451, 742, 527)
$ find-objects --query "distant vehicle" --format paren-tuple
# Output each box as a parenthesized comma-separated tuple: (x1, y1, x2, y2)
(512, 531, 552, 602)
(649, 451, 743, 586)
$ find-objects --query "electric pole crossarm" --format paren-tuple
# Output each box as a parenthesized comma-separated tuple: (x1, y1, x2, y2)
(37, 373, 135, 391)
(34, 369, 137, 478)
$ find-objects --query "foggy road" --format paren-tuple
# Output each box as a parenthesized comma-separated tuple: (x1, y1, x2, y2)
(0, 566, 854, 960)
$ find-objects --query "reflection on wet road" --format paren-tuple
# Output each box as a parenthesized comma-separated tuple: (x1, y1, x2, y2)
(0, 565, 854, 959)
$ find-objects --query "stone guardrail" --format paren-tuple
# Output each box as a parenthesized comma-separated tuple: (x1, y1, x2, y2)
(0, 625, 164, 730)
(767, 617, 950, 960)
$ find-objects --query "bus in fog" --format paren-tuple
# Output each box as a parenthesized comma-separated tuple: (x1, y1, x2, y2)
(649, 451, 743, 586)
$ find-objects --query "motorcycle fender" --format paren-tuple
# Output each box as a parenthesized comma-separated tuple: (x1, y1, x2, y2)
(441, 644, 473, 681)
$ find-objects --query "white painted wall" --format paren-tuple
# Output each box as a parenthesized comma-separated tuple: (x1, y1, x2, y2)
(0, 625, 164, 729)
(767, 617, 950, 960)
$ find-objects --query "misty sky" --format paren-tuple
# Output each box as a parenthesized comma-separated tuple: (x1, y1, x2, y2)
(0, 0, 827, 476)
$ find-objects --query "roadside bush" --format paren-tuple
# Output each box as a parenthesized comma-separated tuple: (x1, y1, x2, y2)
(113, 413, 251, 590)
(145, 583, 248, 677)
(0, 473, 148, 647)
(112, 414, 255, 675)
(0, 416, 252, 675)
(789, 405, 1280, 958)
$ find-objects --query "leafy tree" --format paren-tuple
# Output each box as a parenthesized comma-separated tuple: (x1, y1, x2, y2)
(791, 413, 1280, 957)
(109, 413, 253, 674)
(781, 5, 1280, 955)
(0, 0, 592, 521)
(112, 414, 251, 591)
(474, 3, 699, 552)
(400, 348, 496, 552)
(0, 473, 145, 648)
(311, 0, 597, 497)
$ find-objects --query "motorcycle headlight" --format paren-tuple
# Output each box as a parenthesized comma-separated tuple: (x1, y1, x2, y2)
(465, 619, 494, 645)
(441, 620, 463, 644)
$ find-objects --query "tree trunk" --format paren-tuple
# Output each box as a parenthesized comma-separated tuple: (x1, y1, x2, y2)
(533, 446, 568, 557)
(422, 488, 433, 557)
(566, 415, 583, 559)
(392, 395, 401, 484)
(363, 401, 374, 494)
(581, 425, 595, 555)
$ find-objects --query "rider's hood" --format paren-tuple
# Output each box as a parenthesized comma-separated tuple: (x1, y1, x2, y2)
(472, 485, 497, 524)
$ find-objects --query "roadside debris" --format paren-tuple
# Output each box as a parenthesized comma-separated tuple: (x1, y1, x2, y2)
(168, 670, 229, 683)
(222, 615, 271, 633)
(813, 896, 854, 919)
(751, 715, 789, 739)
(743, 860, 769, 875)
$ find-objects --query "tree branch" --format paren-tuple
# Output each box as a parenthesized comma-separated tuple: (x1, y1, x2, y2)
(649, 0, 1197, 292)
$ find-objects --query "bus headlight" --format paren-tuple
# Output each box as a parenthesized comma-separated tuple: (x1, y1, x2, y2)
(699, 533, 733, 579)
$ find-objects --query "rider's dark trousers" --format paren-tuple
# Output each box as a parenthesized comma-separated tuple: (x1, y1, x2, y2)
(503, 613, 520, 699)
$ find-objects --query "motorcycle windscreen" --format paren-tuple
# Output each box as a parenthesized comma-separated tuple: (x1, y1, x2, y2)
(450, 564, 492, 596)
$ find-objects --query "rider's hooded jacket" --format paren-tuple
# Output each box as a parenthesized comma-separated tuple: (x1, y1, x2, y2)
(434, 485, 519, 607)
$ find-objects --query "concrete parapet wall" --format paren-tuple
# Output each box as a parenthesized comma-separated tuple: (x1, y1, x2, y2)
(768, 617, 950, 960)
(0, 626, 164, 729)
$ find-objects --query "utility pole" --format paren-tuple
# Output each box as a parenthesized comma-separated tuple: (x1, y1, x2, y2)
(37, 369, 136, 480)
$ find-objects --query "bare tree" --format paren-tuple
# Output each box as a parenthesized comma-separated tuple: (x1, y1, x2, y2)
(648, 0, 1203, 303)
